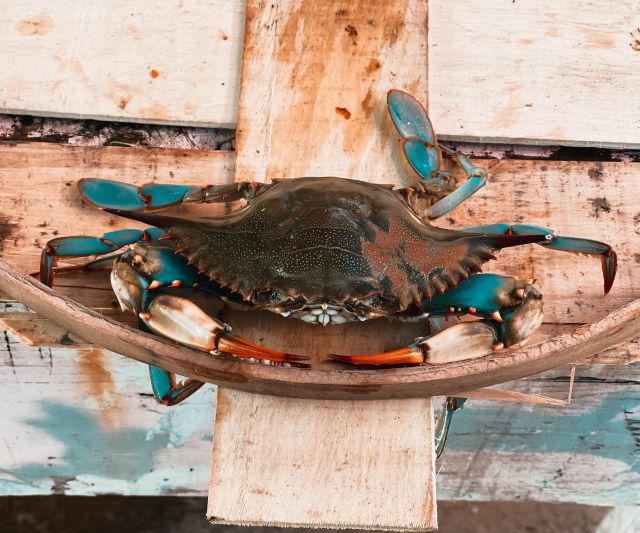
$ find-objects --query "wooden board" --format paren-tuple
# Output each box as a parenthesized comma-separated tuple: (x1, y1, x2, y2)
(233, 0, 427, 183)
(208, 390, 436, 530)
(429, 1, 640, 147)
(2, 334, 638, 507)
(209, 1, 436, 529)
(3, 1, 640, 148)
(0, 1, 244, 127)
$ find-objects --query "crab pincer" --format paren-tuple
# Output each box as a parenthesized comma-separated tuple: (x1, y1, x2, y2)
(140, 295, 310, 367)
(328, 322, 500, 366)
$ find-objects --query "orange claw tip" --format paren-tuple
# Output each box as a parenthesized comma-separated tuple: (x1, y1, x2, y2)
(328, 346, 425, 366)
(217, 334, 310, 364)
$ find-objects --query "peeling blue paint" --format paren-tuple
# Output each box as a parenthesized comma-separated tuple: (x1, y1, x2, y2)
(448, 393, 640, 472)
(4, 388, 216, 495)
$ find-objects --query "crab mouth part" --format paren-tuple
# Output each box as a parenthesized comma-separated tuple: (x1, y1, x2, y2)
(285, 303, 363, 326)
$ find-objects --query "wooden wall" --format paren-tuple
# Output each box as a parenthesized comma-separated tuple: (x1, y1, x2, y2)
(0, 1, 639, 505)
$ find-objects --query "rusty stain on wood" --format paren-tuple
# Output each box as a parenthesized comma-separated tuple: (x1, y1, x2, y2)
(77, 349, 122, 428)
(234, 0, 427, 184)
(15, 15, 54, 37)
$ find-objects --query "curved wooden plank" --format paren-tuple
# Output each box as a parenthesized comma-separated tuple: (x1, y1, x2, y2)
(2, 257, 639, 400)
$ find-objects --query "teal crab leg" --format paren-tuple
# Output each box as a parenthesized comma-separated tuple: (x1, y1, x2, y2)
(148, 365, 205, 405)
(387, 90, 486, 219)
(462, 223, 617, 294)
(40, 228, 164, 286)
(434, 397, 467, 458)
(78, 178, 268, 212)
(138, 318, 206, 405)
(329, 273, 543, 365)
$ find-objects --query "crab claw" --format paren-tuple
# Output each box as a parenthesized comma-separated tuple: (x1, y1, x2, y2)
(328, 345, 425, 365)
(140, 294, 310, 367)
(216, 334, 310, 366)
(329, 322, 498, 366)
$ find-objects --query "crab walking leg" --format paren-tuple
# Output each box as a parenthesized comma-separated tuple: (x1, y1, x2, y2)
(462, 223, 617, 294)
(434, 397, 467, 458)
(426, 149, 486, 220)
(148, 365, 206, 405)
(329, 274, 543, 365)
(139, 294, 310, 367)
(40, 228, 164, 286)
(78, 178, 269, 212)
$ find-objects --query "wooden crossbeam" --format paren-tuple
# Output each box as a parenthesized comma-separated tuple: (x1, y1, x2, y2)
(207, 1, 437, 530)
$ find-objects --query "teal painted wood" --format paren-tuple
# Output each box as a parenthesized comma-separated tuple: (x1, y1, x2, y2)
(0, 327, 216, 496)
(1, 309, 639, 504)
(439, 364, 640, 505)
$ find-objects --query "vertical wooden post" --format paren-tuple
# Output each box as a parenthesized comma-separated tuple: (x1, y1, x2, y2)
(208, 1, 436, 530)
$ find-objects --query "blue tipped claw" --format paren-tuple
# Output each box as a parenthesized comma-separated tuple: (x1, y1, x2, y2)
(40, 228, 159, 286)
(149, 365, 205, 405)
(463, 223, 617, 294)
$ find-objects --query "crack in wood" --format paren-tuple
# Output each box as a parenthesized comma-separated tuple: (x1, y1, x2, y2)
(3, 330, 16, 374)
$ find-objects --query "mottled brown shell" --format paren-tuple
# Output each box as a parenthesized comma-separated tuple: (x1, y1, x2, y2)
(128, 177, 537, 312)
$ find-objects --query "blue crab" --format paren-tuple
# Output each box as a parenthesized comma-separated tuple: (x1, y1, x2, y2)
(40, 91, 616, 454)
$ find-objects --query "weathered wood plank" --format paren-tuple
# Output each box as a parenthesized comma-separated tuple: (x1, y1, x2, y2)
(429, 1, 640, 147)
(233, 0, 427, 184)
(0, 1, 244, 127)
(438, 364, 640, 507)
(0, 334, 216, 496)
(4, 1, 639, 149)
(208, 390, 436, 530)
(2, 344, 638, 507)
(209, 1, 435, 529)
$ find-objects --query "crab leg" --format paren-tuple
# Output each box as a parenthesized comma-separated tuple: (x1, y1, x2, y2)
(40, 228, 164, 286)
(387, 90, 486, 219)
(78, 178, 268, 211)
(329, 274, 543, 365)
(434, 397, 467, 458)
(462, 223, 617, 294)
(148, 364, 205, 406)
(139, 294, 310, 366)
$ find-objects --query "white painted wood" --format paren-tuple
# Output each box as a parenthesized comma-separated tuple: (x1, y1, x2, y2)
(429, 1, 640, 147)
(3, 0, 640, 147)
(208, 390, 436, 531)
(596, 507, 640, 533)
(0, 0, 244, 127)
(2, 345, 639, 507)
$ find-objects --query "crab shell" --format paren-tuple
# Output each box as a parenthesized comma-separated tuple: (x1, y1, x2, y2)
(119, 176, 542, 325)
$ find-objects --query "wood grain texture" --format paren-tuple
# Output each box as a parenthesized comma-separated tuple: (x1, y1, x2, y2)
(2, 334, 638, 507)
(0, 0, 244, 126)
(211, 1, 435, 529)
(429, 1, 640, 147)
(233, 0, 428, 183)
(208, 390, 436, 531)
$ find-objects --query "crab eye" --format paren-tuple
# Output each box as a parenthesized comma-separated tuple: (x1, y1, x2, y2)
(269, 290, 283, 303)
